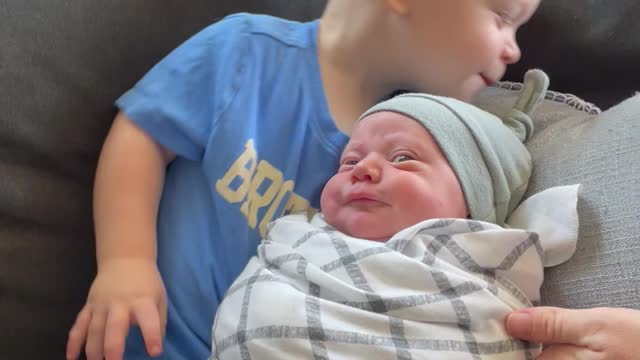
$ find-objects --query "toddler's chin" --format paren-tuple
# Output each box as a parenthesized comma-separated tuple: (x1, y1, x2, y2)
(459, 86, 483, 102)
(458, 78, 491, 102)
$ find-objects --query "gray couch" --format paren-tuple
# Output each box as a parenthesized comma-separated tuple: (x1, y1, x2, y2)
(2, 1, 639, 358)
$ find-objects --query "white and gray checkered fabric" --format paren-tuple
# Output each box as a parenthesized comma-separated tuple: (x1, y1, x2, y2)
(211, 214, 549, 359)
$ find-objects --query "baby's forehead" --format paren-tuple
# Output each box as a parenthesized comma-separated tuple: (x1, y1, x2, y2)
(354, 110, 438, 137)
(356, 109, 425, 128)
(345, 112, 439, 150)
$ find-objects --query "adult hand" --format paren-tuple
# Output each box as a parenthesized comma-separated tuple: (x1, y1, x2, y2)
(506, 306, 640, 359)
(66, 258, 167, 360)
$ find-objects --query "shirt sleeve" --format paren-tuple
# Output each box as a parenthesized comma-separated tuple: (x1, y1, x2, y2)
(115, 13, 250, 161)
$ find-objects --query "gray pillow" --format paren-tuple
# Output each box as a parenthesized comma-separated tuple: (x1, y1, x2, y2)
(473, 86, 640, 310)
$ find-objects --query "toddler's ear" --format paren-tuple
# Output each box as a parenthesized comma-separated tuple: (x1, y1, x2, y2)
(503, 69, 550, 142)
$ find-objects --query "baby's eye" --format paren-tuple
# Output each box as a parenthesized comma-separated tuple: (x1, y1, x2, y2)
(391, 155, 413, 163)
(338, 159, 358, 172)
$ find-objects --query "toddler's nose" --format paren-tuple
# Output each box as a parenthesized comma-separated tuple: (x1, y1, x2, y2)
(503, 37, 521, 64)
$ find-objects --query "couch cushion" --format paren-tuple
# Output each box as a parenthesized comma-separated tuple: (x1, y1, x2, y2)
(0, 0, 323, 357)
(473, 86, 640, 310)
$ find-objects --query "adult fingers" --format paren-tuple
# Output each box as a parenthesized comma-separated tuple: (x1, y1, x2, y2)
(536, 344, 602, 360)
(505, 307, 601, 346)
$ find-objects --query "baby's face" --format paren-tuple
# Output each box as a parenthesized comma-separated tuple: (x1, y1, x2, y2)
(320, 111, 468, 241)
(391, 0, 540, 101)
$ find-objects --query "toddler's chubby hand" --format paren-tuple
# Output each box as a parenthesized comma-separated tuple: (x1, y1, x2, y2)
(66, 258, 167, 360)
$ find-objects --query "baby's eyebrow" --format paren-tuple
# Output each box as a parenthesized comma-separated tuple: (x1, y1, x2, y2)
(342, 141, 366, 154)
(384, 133, 423, 148)
(339, 147, 361, 163)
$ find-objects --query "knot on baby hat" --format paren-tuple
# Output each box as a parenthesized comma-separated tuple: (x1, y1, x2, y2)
(359, 69, 549, 225)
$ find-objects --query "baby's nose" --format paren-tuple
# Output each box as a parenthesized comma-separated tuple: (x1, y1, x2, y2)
(351, 155, 382, 183)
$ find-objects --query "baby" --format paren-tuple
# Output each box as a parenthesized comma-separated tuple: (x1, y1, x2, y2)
(210, 71, 580, 359)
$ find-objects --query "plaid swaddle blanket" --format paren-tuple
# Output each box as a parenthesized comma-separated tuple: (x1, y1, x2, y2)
(211, 186, 579, 360)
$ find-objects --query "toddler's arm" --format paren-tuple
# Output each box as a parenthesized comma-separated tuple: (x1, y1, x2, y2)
(66, 112, 175, 360)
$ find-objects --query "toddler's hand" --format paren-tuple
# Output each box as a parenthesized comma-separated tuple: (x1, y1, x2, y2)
(66, 258, 167, 360)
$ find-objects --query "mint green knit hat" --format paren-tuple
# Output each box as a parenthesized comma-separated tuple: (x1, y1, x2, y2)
(358, 69, 549, 225)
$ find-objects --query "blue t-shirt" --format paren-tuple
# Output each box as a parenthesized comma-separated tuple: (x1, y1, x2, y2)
(116, 13, 348, 359)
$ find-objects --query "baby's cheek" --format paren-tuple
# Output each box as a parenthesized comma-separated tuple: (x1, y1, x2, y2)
(321, 199, 348, 235)
(401, 193, 438, 222)
(319, 187, 340, 221)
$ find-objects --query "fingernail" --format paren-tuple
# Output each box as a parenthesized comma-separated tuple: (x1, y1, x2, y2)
(516, 307, 535, 314)
(509, 312, 531, 323)
(506, 312, 532, 337)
